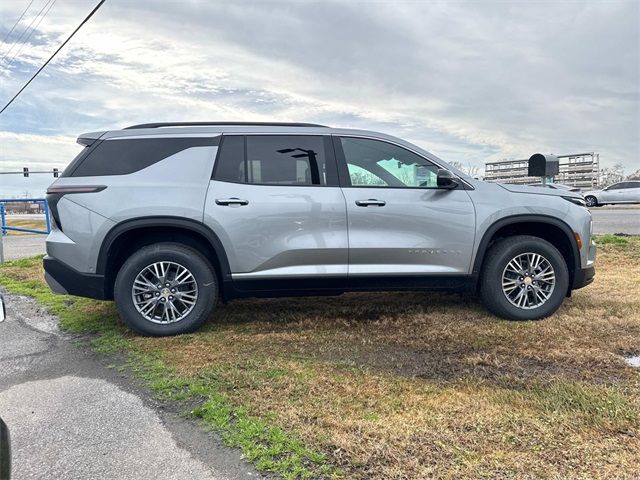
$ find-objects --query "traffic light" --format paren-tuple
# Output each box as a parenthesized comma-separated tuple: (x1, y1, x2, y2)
(23, 167, 29, 177)
(53, 168, 59, 178)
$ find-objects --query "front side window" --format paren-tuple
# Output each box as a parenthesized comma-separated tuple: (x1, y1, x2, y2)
(214, 135, 330, 186)
(339, 137, 439, 188)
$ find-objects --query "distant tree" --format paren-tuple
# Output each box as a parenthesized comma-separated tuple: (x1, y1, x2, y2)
(598, 164, 625, 187)
(625, 169, 640, 180)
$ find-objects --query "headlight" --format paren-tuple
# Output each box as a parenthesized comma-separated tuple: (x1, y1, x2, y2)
(562, 196, 587, 207)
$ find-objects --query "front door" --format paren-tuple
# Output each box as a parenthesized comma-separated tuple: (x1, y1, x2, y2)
(334, 136, 476, 286)
(204, 134, 348, 291)
(600, 183, 627, 204)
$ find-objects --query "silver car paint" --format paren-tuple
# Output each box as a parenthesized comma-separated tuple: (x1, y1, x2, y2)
(205, 180, 348, 278)
(341, 187, 476, 275)
(46, 125, 594, 285)
(47, 141, 218, 272)
(583, 182, 640, 205)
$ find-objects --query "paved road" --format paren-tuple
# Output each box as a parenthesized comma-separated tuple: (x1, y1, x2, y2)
(0, 291, 259, 480)
(590, 206, 640, 235)
(0, 235, 46, 260)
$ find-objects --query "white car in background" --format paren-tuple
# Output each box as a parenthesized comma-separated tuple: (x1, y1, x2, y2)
(583, 181, 640, 207)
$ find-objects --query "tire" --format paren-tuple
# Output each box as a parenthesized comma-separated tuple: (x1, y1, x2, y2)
(479, 235, 569, 321)
(114, 243, 217, 336)
(585, 196, 599, 208)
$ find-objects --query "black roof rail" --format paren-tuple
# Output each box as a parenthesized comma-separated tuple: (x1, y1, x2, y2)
(124, 122, 329, 130)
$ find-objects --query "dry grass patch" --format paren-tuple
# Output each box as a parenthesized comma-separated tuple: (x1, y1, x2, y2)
(1, 236, 639, 478)
(2, 218, 47, 235)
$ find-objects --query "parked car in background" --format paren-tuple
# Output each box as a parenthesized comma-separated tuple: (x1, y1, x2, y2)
(583, 181, 640, 207)
(527, 183, 582, 193)
(43, 122, 596, 336)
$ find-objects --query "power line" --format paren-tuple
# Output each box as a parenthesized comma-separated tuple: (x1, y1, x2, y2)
(0, 0, 107, 115)
(4, 0, 58, 71)
(1, 0, 54, 64)
(1, 0, 36, 48)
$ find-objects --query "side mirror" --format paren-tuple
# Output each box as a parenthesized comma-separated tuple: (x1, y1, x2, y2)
(436, 169, 459, 189)
(0, 417, 10, 480)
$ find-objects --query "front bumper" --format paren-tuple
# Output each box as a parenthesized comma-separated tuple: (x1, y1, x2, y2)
(43, 256, 107, 300)
(572, 265, 595, 290)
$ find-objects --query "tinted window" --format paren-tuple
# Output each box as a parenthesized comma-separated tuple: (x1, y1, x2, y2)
(70, 136, 219, 177)
(214, 136, 245, 182)
(607, 183, 624, 190)
(60, 145, 92, 177)
(339, 137, 439, 188)
(214, 135, 330, 186)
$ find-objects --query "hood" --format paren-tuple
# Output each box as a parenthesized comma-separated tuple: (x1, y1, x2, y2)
(497, 183, 583, 199)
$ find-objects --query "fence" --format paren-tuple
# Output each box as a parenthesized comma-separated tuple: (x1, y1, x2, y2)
(0, 198, 51, 235)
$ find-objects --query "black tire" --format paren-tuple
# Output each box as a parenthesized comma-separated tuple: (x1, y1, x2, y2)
(479, 235, 569, 321)
(585, 196, 599, 208)
(114, 243, 217, 336)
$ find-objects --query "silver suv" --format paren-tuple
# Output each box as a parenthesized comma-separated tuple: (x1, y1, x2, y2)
(44, 122, 596, 336)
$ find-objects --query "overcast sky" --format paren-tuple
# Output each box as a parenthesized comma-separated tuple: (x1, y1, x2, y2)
(1, 0, 638, 197)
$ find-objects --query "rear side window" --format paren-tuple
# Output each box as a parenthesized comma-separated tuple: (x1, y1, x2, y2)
(69, 136, 219, 177)
(214, 135, 334, 186)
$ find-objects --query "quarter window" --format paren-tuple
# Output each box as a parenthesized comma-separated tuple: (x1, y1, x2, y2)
(339, 137, 439, 188)
(70, 137, 219, 177)
(214, 135, 330, 186)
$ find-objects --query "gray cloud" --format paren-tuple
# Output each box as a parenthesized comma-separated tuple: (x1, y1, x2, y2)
(0, 0, 638, 197)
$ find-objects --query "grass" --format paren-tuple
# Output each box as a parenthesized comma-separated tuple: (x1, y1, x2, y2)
(1, 235, 639, 478)
(2, 218, 47, 235)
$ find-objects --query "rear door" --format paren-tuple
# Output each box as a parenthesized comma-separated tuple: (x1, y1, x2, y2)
(622, 181, 640, 203)
(204, 134, 348, 291)
(334, 136, 476, 286)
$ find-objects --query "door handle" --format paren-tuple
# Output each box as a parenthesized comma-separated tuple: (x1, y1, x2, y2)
(355, 199, 386, 207)
(215, 197, 249, 206)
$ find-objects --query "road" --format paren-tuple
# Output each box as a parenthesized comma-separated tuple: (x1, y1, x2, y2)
(0, 291, 260, 479)
(590, 206, 640, 235)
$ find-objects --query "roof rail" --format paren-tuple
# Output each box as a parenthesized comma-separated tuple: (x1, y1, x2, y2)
(124, 122, 329, 130)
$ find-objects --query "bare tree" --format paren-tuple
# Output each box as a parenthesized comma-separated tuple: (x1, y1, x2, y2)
(625, 169, 640, 180)
(598, 164, 625, 187)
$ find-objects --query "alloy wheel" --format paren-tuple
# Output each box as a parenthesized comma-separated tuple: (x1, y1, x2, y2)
(501, 253, 556, 310)
(131, 261, 198, 324)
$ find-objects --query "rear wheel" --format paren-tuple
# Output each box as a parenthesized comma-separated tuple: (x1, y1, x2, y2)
(479, 235, 569, 321)
(114, 243, 217, 336)
(585, 195, 599, 208)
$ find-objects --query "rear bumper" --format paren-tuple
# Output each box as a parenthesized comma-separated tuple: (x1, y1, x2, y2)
(572, 265, 595, 290)
(43, 256, 107, 300)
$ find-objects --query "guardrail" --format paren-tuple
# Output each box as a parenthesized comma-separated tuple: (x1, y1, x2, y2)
(0, 198, 51, 235)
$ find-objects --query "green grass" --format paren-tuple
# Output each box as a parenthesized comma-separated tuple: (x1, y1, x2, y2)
(2, 238, 640, 479)
(594, 234, 629, 245)
(0, 256, 337, 479)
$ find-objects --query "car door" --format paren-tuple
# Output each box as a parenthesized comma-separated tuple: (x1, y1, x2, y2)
(601, 183, 626, 204)
(622, 181, 640, 203)
(204, 134, 348, 291)
(333, 136, 476, 287)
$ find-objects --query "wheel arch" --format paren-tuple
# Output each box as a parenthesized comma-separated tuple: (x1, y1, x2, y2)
(472, 215, 580, 289)
(97, 217, 231, 299)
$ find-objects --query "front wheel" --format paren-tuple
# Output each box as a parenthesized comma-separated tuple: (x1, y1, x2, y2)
(479, 235, 569, 321)
(114, 243, 217, 336)
(585, 196, 599, 208)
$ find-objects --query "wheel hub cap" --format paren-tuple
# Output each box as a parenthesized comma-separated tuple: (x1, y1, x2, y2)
(132, 261, 198, 324)
(502, 252, 556, 310)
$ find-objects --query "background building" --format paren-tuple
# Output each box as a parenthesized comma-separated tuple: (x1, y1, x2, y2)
(484, 153, 600, 189)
